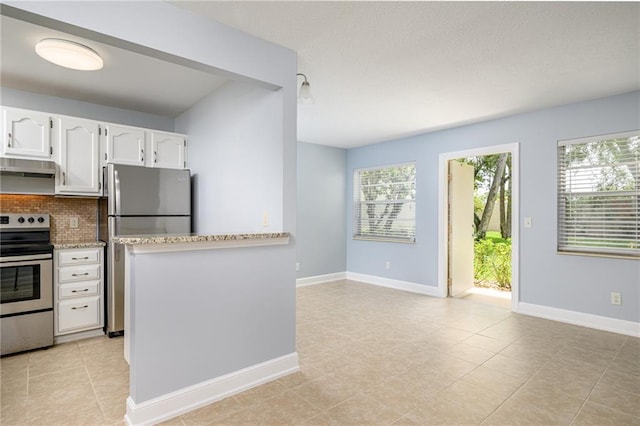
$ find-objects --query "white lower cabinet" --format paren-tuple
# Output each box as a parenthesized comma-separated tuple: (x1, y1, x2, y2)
(57, 297, 101, 334)
(54, 247, 104, 337)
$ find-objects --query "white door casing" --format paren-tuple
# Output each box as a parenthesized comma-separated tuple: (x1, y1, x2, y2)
(438, 143, 520, 312)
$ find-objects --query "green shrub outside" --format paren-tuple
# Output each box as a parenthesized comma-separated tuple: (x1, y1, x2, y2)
(473, 233, 511, 290)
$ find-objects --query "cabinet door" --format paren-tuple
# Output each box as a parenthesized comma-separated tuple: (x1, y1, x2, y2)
(57, 248, 100, 266)
(1, 107, 52, 159)
(150, 131, 186, 169)
(57, 296, 101, 335)
(105, 124, 145, 166)
(58, 264, 101, 283)
(56, 117, 101, 195)
(59, 280, 100, 299)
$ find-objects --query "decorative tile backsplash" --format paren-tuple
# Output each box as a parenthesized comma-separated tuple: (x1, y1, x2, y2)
(0, 195, 98, 242)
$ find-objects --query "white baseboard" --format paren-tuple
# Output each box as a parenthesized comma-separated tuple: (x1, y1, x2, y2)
(296, 271, 347, 287)
(125, 352, 299, 426)
(54, 328, 105, 344)
(518, 302, 640, 338)
(297, 273, 639, 337)
(346, 272, 442, 297)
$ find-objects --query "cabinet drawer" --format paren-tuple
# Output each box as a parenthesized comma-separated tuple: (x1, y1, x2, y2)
(57, 249, 100, 266)
(57, 297, 101, 334)
(59, 280, 100, 299)
(58, 264, 100, 283)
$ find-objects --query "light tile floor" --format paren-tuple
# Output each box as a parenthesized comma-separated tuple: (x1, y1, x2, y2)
(1, 280, 639, 425)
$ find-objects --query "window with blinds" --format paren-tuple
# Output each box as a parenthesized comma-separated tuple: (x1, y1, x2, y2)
(557, 131, 639, 258)
(353, 162, 416, 242)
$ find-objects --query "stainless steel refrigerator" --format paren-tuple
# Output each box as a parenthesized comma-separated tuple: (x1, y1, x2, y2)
(100, 164, 191, 336)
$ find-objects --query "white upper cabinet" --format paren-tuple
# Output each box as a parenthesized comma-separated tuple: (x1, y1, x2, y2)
(149, 131, 186, 169)
(55, 116, 101, 196)
(104, 124, 146, 166)
(0, 106, 188, 194)
(1, 107, 52, 159)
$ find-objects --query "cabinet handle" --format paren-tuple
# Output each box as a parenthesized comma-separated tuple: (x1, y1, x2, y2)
(140, 148, 144, 163)
(71, 257, 90, 260)
(71, 272, 90, 277)
(7, 132, 11, 147)
(62, 171, 66, 185)
(154, 151, 157, 163)
(71, 305, 89, 310)
(71, 289, 89, 293)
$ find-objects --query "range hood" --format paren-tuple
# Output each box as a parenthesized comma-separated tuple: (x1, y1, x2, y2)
(0, 157, 56, 195)
(0, 158, 56, 175)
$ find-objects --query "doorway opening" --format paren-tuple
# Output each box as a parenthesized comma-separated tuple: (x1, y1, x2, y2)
(438, 144, 519, 312)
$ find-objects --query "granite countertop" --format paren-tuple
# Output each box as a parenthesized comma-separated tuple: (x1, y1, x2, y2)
(52, 240, 106, 249)
(111, 232, 290, 245)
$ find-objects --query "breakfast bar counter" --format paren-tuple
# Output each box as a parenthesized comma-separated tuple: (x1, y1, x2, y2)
(112, 232, 289, 251)
(117, 231, 297, 424)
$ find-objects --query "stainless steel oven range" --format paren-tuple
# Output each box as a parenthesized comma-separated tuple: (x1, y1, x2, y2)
(0, 213, 54, 356)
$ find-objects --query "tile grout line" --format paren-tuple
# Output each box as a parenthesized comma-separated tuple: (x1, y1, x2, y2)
(475, 328, 561, 425)
(25, 352, 31, 424)
(566, 336, 628, 426)
(77, 341, 109, 426)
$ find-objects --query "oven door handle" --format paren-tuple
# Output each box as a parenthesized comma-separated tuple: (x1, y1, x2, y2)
(0, 253, 53, 263)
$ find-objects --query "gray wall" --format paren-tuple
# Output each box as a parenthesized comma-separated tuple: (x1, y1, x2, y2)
(176, 81, 284, 234)
(129, 244, 295, 402)
(346, 91, 640, 323)
(297, 142, 347, 278)
(0, 87, 175, 131)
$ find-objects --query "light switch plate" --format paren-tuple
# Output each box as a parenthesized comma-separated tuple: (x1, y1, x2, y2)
(524, 217, 532, 228)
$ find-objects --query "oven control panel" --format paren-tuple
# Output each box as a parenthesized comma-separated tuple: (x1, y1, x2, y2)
(0, 213, 50, 229)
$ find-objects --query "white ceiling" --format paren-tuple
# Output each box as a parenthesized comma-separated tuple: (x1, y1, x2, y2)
(1, 3, 638, 148)
(173, 1, 640, 148)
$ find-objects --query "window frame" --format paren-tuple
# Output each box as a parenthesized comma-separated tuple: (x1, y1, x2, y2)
(353, 162, 417, 243)
(557, 130, 639, 259)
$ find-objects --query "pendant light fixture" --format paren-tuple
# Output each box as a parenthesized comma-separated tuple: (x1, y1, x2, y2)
(35, 38, 103, 71)
(297, 73, 314, 104)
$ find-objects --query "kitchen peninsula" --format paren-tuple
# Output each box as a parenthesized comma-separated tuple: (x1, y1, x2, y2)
(114, 232, 296, 425)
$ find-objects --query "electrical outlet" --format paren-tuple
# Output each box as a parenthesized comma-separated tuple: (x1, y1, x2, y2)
(295, 262, 300, 272)
(69, 217, 79, 228)
(610, 292, 621, 305)
(263, 212, 269, 228)
(385, 261, 391, 270)
(524, 217, 532, 228)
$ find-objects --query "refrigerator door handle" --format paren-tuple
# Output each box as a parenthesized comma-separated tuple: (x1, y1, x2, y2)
(114, 169, 121, 216)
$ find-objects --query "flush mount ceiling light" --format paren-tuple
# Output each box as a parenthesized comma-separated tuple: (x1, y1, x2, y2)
(35, 38, 103, 71)
(297, 73, 314, 104)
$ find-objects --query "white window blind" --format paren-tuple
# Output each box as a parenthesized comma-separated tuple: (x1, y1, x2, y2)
(353, 162, 416, 242)
(557, 131, 639, 258)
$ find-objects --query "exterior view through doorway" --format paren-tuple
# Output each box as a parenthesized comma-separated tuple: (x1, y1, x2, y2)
(438, 143, 520, 312)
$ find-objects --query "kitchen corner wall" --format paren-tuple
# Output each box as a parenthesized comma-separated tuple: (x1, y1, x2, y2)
(0, 195, 97, 242)
(297, 142, 347, 278)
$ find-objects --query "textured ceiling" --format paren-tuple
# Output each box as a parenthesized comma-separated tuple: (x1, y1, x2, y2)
(2, 3, 638, 148)
(173, 1, 640, 148)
